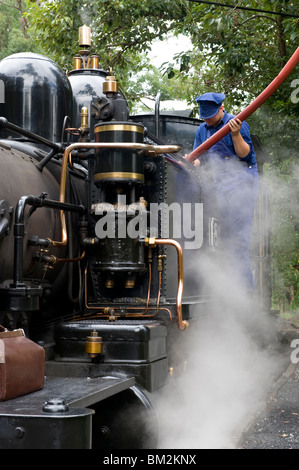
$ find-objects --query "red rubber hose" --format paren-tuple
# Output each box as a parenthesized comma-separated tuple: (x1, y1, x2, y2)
(186, 46, 299, 162)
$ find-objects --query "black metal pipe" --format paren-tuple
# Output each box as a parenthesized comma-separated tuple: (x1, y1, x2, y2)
(0, 117, 64, 153)
(39, 198, 85, 214)
(155, 92, 161, 139)
(13, 195, 86, 286)
(36, 149, 59, 172)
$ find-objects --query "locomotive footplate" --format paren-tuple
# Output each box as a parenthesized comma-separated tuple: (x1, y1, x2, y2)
(0, 375, 135, 449)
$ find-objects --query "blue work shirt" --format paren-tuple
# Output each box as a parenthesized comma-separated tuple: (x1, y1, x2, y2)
(193, 110, 259, 290)
(193, 110, 258, 171)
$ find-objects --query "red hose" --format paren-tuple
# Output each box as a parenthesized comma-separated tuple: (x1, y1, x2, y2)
(186, 46, 299, 162)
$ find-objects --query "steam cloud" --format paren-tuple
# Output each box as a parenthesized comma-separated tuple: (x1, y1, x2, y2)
(150, 162, 297, 449)
(153, 254, 284, 449)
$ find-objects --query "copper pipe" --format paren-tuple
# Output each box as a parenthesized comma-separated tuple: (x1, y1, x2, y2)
(73, 307, 173, 323)
(156, 253, 166, 313)
(51, 251, 86, 263)
(65, 142, 180, 155)
(48, 142, 180, 248)
(47, 148, 69, 247)
(145, 238, 188, 330)
(77, 308, 173, 321)
(83, 265, 173, 320)
(145, 261, 152, 314)
(156, 271, 162, 312)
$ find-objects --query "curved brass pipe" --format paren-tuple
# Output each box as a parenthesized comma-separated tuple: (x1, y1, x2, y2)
(47, 147, 69, 247)
(44, 251, 86, 264)
(48, 141, 180, 248)
(145, 260, 152, 314)
(156, 271, 162, 312)
(145, 238, 188, 330)
(82, 235, 187, 329)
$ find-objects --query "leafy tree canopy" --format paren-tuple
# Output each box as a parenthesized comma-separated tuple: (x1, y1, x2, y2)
(21, 1, 299, 114)
(2, 1, 297, 116)
(0, 0, 39, 57)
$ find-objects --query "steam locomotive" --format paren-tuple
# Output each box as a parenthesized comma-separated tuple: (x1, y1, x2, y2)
(0, 26, 271, 449)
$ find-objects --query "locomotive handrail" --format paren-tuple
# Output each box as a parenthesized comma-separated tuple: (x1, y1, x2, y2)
(145, 237, 188, 331)
(0, 117, 64, 153)
(63, 141, 181, 155)
(0, 117, 66, 172)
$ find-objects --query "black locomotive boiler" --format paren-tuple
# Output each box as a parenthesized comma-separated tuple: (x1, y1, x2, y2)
(0, 26, 271, 449)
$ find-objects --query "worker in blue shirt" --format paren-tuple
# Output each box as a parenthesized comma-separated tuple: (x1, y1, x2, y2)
(190, 92, 259, 291)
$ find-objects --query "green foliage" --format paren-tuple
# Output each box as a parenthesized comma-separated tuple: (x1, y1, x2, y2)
(169, 0, 299, 110)
(124, 60, 190, 113)
(24, 0, 188, 72)
(264, 163, 299, 311)
(24, 0, 82, 67)
(0, 0, 39, 59)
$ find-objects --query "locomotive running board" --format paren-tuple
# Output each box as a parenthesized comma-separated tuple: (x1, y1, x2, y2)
(0, 375, 135, 449)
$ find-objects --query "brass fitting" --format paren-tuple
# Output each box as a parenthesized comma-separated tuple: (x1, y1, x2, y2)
(80, 107, 89, 129)
(103, 75, 118, 94)
(90, 55, 100, 69)
(79, 25, 91, 48)
(85, 330, 103, 359)
(105, 279, 115, 289)
(73, 55, 82, 70)
(158, 254, 166, 272)
(104, 307, 116, 321)
(144, 237, 156, 248)
(125, 279, 135, 289)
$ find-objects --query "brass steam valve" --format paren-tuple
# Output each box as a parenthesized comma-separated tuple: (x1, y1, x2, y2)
(79, 106, 89, 135)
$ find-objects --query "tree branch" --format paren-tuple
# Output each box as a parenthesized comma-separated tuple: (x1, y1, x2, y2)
(238, 14, 278, 27)
(0, 0, 21, 11)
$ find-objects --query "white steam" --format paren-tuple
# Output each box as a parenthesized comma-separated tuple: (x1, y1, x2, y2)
(153, 250, 284, 449)
(149, 157, 298, 449)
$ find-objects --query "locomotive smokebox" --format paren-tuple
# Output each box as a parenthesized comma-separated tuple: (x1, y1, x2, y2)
(0, 53, 72, 142)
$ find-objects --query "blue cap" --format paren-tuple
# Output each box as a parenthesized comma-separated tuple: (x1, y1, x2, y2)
(195, 92, 225, 119)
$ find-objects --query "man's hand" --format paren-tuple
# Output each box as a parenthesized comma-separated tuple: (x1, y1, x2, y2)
(228, 118, 250, 158)
(184, 154, 200, 166)
(228, 118, 242, 136)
